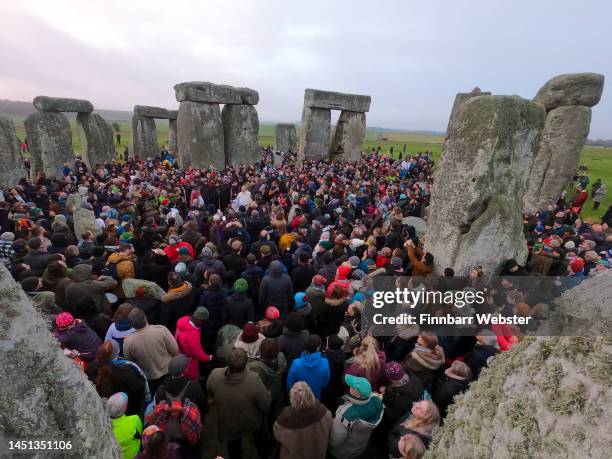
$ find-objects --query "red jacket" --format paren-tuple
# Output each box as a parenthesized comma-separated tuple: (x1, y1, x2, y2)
(174, 316, 211, 380)
(164, 241, 195, 264)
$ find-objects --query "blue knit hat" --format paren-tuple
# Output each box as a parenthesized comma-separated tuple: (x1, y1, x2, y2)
(294, 292, 308, 309)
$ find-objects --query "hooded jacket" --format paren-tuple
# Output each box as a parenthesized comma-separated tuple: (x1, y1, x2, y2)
(287, 352, 331, 400)
(259, 260, 294, 314)
(430, 373, 471, 418)
(175, 315, 212, 380)
(223, 292, 255, 328)
(248, 353, 288, 416)
(107, 252, 136, 297)
(273, 402, 332, 459)
(56, 320, 102, 362)
(160, 282, 199, 334)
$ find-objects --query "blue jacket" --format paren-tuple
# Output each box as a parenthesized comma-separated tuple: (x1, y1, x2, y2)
(287, 351, 330, 400)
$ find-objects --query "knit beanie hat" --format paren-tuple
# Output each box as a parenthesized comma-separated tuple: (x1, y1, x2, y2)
(55, 312, 75, 330)
(385, 361, 406, 382)
(107, 392, 128, 418)
(265, 306, 280, 320)
(241, 322, 260, 343)
(312, 275, 327, 287)
(234, 278, 248, 293)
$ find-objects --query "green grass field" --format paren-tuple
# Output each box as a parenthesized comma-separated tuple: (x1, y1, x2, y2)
(10, 116, 611, 221)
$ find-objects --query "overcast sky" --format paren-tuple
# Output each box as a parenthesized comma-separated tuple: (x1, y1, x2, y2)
(1, 0, 610, 137)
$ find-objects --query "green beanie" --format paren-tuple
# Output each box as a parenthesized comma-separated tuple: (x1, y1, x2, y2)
(234, 278, 248, 293)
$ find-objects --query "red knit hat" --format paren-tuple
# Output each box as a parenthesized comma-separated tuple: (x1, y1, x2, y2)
(312, 275, 327, 287)
(569, 258, 585, 274)
(241, 322, 260, 343)
(55, 312, 74, 330)
(264, 306, 280, 320)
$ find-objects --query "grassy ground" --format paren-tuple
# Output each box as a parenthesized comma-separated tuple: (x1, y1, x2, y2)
(10, 116, 610, 220)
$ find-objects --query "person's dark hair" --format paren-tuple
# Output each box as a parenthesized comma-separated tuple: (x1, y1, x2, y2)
(209, 273, 222, 288)
(306, 334, 321, 354)
(326, 334, 343, 350)
(47, 261, 66, 279)
(27, 237, 41, 251)
(75, 296, 98, 320)
(323, 251, 334, 263)
(227, 348, 248, 373)
(118, 243, 131, 253)
(424, 252, 434, 266)
(92, 246, 106, 257)
(167, 272, 183, 289)
(128, 307, 147, 329)
(246, 253, 256, 264)
(259, 338, 280, 361)
(286, 313, 305, 333)
(113, 302, 134, 322)
(444, 267, 454, 277)
(94, 341, 114, 395)
(299, 252, 310, 264)
(142, 430, 168, 459)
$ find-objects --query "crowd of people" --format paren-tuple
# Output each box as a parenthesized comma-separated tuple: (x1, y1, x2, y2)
(0, 145, 611, 459)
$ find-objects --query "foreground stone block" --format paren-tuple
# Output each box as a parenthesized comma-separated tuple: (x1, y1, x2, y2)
(447, 87, 492, 129)
(174, 82, 259, 105)
(275, 123, 298, 152)
(329, 110, 366, 162)
(0, 116, 28, 188)
(33, 96, 94, 113)
(131, 115, 158, 159)
(298, 107, 331, 161)
(303, 89, 371, 112)
(134, 105, 177, 119)
(177, 101, 224, 170)
(24, 111, 73, 179)
(534, 72, 604, 111)
(76, 113, 115, 168)
(73, 208, 102, 240)
(222, 104, 259, 167)
(0, 265, 122, 458)
(425, 95, 545, 274)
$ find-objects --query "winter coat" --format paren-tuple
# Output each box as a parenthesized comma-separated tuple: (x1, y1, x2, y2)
(222, 253, 246, 284)
(329, 394, 384, 459)
(206, 367, 271, 441)
(322, 349, 348, 412)
(273, 402, 332, 459)
(234, 333, 266, 359)
(430, 373, 470, 418)
(104, 320, 135, 357)
(404, 345, 445, 387)
(55, 320, 102, 362)
(107, 252, 136, 298)
(277, 329, 310, 367)
(175, 316, 212, 380)
(23, 250, 50, 276)
(123, 324, 179, 380)
(287, 352, 331, 400)
(259, 260, 294, 314)
(463, 344, 499, 379)
(191, 255, 226, 286)
(291, 264, 316, 293)
(155, 376, 207, 416)
(198, 286, 227, 351)
(223, 292, 255, 328)
(382, 372, 424, 426)
(180, 230, 207, 254)
(248, 354, 287, 418)
(86, 360, 146, 415)
(42, 275, 73, 310)
(160, 282, 199, 334)
(305, 286, 326, 317)
(344, 351, 387, 392)
(316, 296, 347, 339)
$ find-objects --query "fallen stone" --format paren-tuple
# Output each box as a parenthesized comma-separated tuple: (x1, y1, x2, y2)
(168, 119, 178, 153)
(424, 95, 546, 275)
(134, 105, 176, 119)
(534, 72, 605, 111)
(274, 123, 298, 152)
(73, 208, 102, 241)
(24, 111, 73, 179)
(524, 105, 592, 213)
(303, 89, 371, 112)
(174, 82, 259, 105)
(222, 104, 259, 167)
(76, 113, 115, 168)
(329, 110, 366, 162)
(0, 265, 122, 458)
(131, 115, 158, 159)
(447, 88, 492, 129)
(298, 107, 331, 161)
(176, 101, 225, 170)
(0, 115, 28, 189)
(122, 278, 166, 301)
(428, 272, 612, 459)
(33, 95, 94, 113)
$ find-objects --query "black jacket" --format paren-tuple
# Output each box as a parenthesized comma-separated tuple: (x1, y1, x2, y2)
(382, 372, 424, 425)
(463, 344, 499, 379)
(430, 373, 470, 418)
(223, 292, 255, 328)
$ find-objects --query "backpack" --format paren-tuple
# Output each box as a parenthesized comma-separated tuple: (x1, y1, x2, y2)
(145, 384, 202, 445)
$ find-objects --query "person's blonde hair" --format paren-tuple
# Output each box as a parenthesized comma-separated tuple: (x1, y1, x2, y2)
(289, 381, 316, 410)
(404, 400, 440, 434)
(353, 335, 381, 385)
(399, 433, 425, 459)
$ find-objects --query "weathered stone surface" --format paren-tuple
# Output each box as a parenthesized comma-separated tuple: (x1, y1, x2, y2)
(24, 111, 73, 179)
(65, 193, 84, 211)
(131, 115, 158, 159)
(73, 208, 102, 240)
(134, 105, 177, 119)
(534, 72, 604, 111)
(0, 116, 28, 189)
(303, 89, 371, 112)
(329, 110, 366, 162)
(401, 216, 427, 236)
(177, 101, 224, 170)
(76, 113, 115, 168)
(174, 82, 259, 105)
(524, 106, 592, 213)
(428, 272, 612, 459)
(168, 119, 178, 153)
(122, 278, 166, 301)
(424, 95, 545, 275)
(298, 107, 331, 161)
(0, 265, 121, 458)
(222, 104, 259, 167)
(447, 88, 492, 129)
(274, 123, 298, 152)
(33, 95, 93, 113)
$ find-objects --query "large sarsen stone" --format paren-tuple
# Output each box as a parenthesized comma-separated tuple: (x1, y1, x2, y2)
(298, 107, 331, 161)
(534, 73, 604, 111)
(0, 116, 28, 189)
(274, 123, 298, 153)
(24, 111, 73, 179)
(131, 116, 158, 159)
(222, 104, 259, 167)
(76, 113, 115, 168)
(177, 101, 224, 170)
(33, 96, 94, 113)
(329, 110, 366, 162)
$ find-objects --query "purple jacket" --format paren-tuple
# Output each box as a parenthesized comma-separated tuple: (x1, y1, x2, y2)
(57, 320, 102, 362)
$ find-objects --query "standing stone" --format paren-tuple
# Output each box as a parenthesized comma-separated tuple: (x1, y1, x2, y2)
(131, 116, 157, 159)
(73, 208, 102, 241)
(447, 87, 492, 129)
(329, 110, 366, 162)
(425, 95, 546, 275)
(0, 115, 28, 189)
(168, 118, 178, 153)
(76, 113, 115, 168)
(222, 104, 259, 167)
(33, 96, 94, 114)
(524, 106, 592, 213)
(534, 73, 604, 111)
(298, 107, 331, 161)
(177, 101, 224, 170)
(274, 123, 298, 152)
(0, 265, 122, 458)
(24, 111, 73, 179)
(65, 193, 84, 211)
